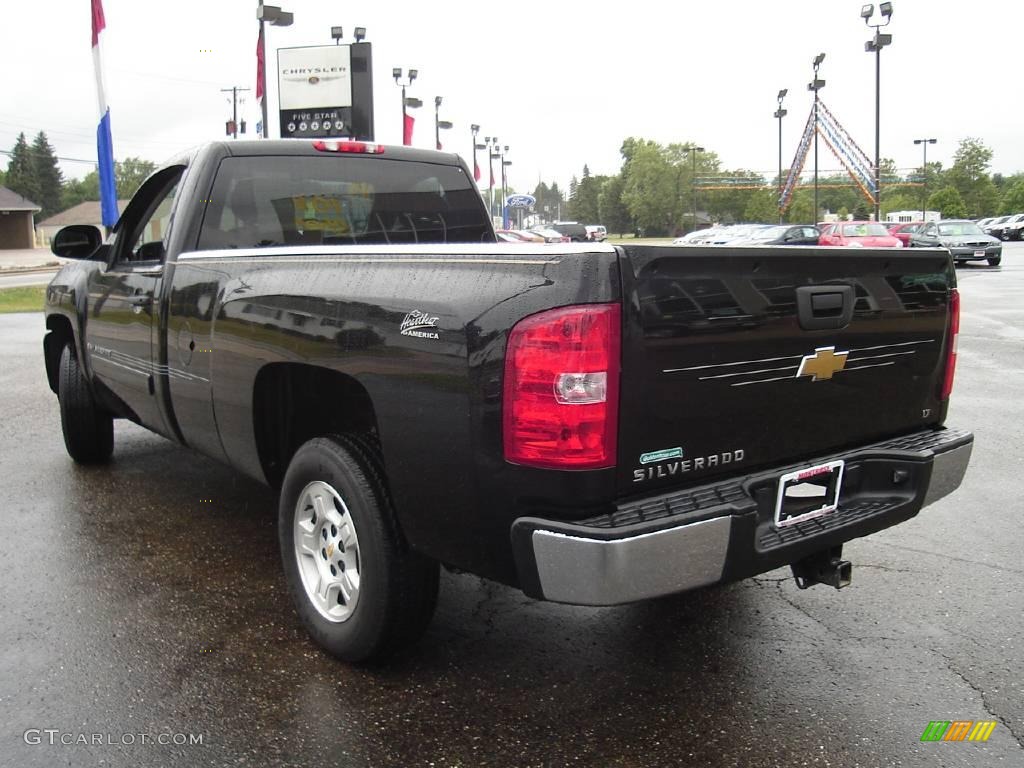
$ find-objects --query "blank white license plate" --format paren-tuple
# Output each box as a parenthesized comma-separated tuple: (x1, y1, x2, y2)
(974, 250, 985, 258)
(773, 460, 845, 528)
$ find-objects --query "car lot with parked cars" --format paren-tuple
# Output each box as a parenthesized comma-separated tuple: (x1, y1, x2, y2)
(911, 219, 1002, 266)
(991, 212, 1024, 240)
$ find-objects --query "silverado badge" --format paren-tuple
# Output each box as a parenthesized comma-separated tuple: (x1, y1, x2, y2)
(797, 346, 849, 381)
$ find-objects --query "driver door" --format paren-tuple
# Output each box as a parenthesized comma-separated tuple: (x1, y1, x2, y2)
(86, 166, 184, 436)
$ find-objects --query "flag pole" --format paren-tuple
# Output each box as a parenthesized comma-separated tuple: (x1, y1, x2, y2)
(91, 0, 118, 230)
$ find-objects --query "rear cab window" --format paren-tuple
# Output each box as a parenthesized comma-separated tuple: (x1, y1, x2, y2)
(197, 155, 493, 250)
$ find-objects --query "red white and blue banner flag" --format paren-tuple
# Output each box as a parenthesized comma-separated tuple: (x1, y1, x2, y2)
(92, 0, 117, 227)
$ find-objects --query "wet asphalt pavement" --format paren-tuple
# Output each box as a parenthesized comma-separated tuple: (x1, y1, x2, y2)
(2, 246, 1023, 767)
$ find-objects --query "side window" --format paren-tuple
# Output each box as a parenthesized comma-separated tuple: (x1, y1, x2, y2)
(924, 224, 937, 237)
(116, 165, 185, 264)
(131, 181, 180, 260)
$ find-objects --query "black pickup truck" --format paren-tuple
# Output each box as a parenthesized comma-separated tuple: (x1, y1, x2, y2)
(44, 140, 972, 661)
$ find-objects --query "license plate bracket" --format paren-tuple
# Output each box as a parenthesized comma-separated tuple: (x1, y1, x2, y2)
(773, 460, 845, 528)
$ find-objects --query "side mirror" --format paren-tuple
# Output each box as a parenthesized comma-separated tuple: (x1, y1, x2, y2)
(52, 225, 103, 259)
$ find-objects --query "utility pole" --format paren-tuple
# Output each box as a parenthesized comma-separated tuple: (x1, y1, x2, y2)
(221, 86, 251, 139)
(913, 137, 937, 220)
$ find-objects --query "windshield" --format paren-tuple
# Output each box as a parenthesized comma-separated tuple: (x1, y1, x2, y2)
(938, 222, 984, 236)
(842, 223, 889, 237)
(749, 225, 789, 240)
(197, 155, 493, 250)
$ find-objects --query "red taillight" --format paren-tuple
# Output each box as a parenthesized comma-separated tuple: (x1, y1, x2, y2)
(312, 140, 385, 154)
(503, 304, 621, 469)
(940, 288, 960, 400)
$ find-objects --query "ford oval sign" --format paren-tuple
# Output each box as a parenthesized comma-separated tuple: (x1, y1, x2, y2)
(505, 194, 536, 209)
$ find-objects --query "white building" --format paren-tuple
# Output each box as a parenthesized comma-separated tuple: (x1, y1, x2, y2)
(885, 210, 940, 224)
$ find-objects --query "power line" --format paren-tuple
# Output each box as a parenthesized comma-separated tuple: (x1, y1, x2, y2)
(0, 148, 96, 165)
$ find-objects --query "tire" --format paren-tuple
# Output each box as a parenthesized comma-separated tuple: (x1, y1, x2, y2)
(58, 344, 114, 464)
(278, 434, 439, 662)
(988, 256, 1001, 266)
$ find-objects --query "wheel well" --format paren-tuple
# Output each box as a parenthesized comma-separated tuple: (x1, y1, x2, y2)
(253, 363, 379, 488)
(44, 315, 75, 394)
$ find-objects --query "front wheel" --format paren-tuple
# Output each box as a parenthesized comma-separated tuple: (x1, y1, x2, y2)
(278, 435, 439, 662)
(988, 256, 1002, 266)
(58, 344, 113, 464)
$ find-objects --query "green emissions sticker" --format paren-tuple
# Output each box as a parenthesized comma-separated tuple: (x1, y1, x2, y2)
(640, 447, 684, 465)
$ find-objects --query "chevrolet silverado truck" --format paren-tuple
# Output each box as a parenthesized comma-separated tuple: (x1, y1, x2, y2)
(43, 139, 972, 661)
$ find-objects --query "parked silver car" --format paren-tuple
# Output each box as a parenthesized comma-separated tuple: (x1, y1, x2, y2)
(910, 219, 1002, 266)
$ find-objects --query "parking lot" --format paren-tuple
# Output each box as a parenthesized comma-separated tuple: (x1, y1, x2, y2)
(1, 243, 1022, 767)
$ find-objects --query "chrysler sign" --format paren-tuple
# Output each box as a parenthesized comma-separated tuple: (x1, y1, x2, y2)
(277, 44, 373, 140)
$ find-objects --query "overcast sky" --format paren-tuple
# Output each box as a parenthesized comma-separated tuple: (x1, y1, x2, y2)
(3, 0, 1022, 195)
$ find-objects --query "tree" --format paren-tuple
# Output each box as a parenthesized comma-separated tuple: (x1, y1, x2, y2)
(927, 186, 968, 219)
(115, 157, 156, 198)
(598, 174, 632, 236)
(567, 169, 606, 223)
(743, 190, 778, 223)
(30, 132, 64, 218)
(619, 140, 677, 235)
(945, 138, 998, 217)
(785, 189, 815, 224)
(999, 179, 1024, 215)
(61, 170, 100, 210)
(5, 133, 36, 203)
(881, 192, 923, 218)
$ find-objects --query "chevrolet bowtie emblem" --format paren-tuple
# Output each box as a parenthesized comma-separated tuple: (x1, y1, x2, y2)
(797, 346, 849, 381)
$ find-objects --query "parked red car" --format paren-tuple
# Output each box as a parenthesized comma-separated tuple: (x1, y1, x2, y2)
(819, 221, 903, 248)
(886, 221, 925, 247)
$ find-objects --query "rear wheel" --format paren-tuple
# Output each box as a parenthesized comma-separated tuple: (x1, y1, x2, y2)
(58, 344, 114, 464)
(278, 435, 439, 662)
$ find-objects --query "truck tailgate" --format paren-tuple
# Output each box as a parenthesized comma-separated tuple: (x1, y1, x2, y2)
(616, 245, 955, 495)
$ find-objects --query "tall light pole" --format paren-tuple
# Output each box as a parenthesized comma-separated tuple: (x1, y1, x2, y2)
(433, 97, 452, 150)
(774, 89, 788, 223)
(393, 68, 417, 145)
(471, 124, 481, 183)
(913, 137, 937, 220)
(808, 53, 826, 223)
(434, 96, 442, 150)
(256, 2, 293, 139)
(685, 145, 704, 232)
(863, 3, 893, 221)
(501, 145, 511, 229)
(488, 137, 500, 221)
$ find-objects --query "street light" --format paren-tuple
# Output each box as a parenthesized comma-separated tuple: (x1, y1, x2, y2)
(808, 53, 826, 222)
(913, 137, 937, 220)
(433, 96, 453, 150)
(501, 145, 512, 229)
(393, 68, 418, 145)
(863, 3, 894, 221)
(488, 137, 500, 219)
(353, 27, 366, 42)
(331, 26, 343, 43)
(256, 2, 294, 139)
(685, 145, 704, 232)
(471, 123, 482, 183)
(774, 88, 788, 223)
